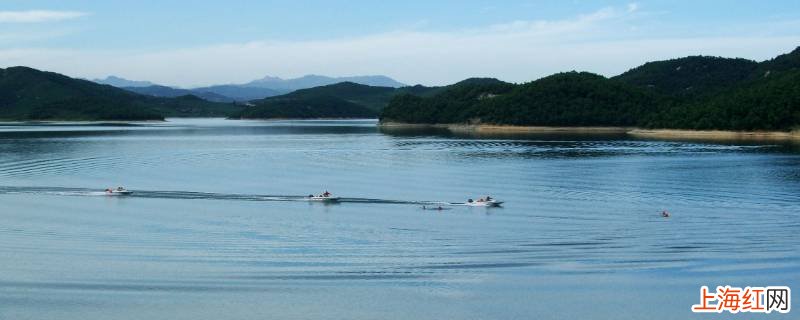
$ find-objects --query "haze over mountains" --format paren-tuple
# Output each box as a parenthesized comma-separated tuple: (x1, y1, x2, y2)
(93, 74, 407, 102)
(242, 75, 406, 90)
(93, 76, 157, 88)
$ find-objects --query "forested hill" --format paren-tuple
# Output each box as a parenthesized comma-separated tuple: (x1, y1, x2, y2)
(380, 78, 515, 124)
(612, 56, 759, 97)
(0, 67, 162, 120)
(646, 67, 800, 130)
(757, 46, 800, 76)
(274, 82, 397, 111)
(381, 46, 800, 131)
(382, 73, 657, 127)
(0, 67, 241, 120)
(230, 82, 438, 119)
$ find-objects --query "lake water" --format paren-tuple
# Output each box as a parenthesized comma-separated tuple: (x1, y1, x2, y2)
(1, 118, 798, 319)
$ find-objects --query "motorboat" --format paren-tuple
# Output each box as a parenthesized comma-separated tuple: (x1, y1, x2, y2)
(308, 192, 339, 202)
(465, 197, 503, 207)
(309, 195, 340, 202)
(105, 187, 133, 195)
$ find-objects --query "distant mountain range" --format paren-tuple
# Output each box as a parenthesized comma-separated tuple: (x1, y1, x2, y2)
(93, 74, 407, 102)
(2, 67, 242, 120)
(242, 74, 406, 90)
(93, 76, 156, 88)
(121, 85, 282, 103)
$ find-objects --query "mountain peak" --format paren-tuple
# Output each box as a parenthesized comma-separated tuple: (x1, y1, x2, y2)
(251, 75, 284, 82)
(758, 45, 800, 73)
(243, 74, 406, 90)
(94, 76, 156, 88)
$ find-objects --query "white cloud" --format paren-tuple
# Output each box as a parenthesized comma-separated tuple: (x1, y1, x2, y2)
(0, 5, 797, 87)
(0, 28, 79, 43)
(627, 3, 640, 13)
(0, 10, 88, 23)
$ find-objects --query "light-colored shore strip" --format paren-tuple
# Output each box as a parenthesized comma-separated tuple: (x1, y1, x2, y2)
(380, 122, 630, 133)
(627, 129, 800, 141)
(379, 122, 800, 141)
(453, 125, 630, 134)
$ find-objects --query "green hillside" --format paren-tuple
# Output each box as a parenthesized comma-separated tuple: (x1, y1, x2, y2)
(613, 56, 758, 97)
(147, 95, 244, 117)
(273, 82, 396, 111)
(0, 67, 162, 120)
(382, 73, 656, 126)
(231, 95, 377, 119)
(231, 81, 440, 119)
(381, 78, 515, 124)
(381, 46, 800, 131)
(0, 67, 241, 120)
(646, 69, 800, 130)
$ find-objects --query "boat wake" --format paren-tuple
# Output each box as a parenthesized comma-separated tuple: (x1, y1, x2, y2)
(0, 186, 485, 207)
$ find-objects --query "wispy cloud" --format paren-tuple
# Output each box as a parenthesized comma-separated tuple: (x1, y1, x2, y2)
(0, 10, 88, 23)
(481, 5, 630, 37)
(0, 29, 77, 43)
(627, 3, 640, 13)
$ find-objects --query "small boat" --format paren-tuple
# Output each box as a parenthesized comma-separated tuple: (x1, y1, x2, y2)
(308, 191, 339, 202)
(309, 195, 340, 202)
(465, 197, 503, 207)
(105, 187, 133, 195)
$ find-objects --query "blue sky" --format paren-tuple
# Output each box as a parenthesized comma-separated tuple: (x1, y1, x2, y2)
(1, 1, 799, 87)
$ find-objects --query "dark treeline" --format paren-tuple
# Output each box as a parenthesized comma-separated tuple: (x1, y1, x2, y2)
(381, 47, 800, 131)
(231, 95, 377, 119)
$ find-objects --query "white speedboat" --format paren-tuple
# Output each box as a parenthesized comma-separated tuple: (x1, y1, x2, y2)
(309, 196, 340, 202)
(105, 187, 133, 195)
(465, 198, 503, 207)
(308, 192, 340, 202)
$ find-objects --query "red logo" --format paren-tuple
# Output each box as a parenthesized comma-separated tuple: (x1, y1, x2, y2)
(692, 286, 790, 313)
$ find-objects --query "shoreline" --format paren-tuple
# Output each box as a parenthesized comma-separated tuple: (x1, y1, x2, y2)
(0, 119, 166, 124)
(379, 122, 627, 133)
(229, 117, 377, 121)
(627, 128, 800, 141)
(379, 122, 800, 141)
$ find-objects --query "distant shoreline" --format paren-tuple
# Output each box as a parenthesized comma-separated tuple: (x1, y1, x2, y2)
(230, 117, 376, 120)
(627, 129, 800, 141)
(0, 119, 166, 124)
(379, 122, 800, 141)
(380, 122, 630, 133)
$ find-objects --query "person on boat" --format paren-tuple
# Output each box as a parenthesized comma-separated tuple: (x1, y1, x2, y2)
(467, 199, 473, 203)
(322, 191, 331, 197)
(105, 188, 112, 193)
(486, 196, 493, 201)
(117, 186, 124, 191)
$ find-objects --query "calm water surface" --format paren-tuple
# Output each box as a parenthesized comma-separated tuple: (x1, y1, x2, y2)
(1, 118, 798, 319)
